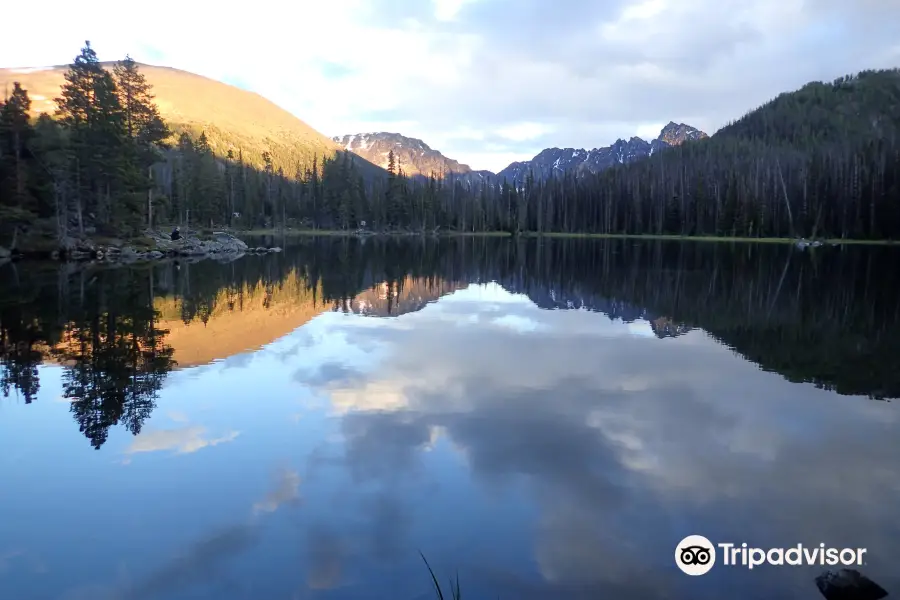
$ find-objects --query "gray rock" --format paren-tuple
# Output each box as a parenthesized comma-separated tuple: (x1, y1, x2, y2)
(0, 246, 10, 259)
(268, 247, 282, 253)
(816, 569, 888, 600)
(212, 232, 248, 252)
(147, 251, 164, 259)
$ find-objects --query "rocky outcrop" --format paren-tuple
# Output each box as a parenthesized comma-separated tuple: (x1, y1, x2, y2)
(2, 231, 281, 264)
(147, 231, 254, 256)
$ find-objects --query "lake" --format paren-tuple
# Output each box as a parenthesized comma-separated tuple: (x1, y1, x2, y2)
(1, 237, 899, 600)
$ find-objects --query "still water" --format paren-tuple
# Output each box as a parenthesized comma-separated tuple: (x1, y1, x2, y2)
(1, 237, 899, 600)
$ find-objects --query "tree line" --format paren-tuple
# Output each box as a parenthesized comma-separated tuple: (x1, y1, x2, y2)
(2, 44, 899, 242)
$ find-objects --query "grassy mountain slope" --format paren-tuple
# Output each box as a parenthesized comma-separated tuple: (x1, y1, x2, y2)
(0, 62, 386, 179)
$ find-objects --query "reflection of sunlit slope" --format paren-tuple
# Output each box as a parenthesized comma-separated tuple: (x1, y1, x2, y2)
(153, 272, 327, 368)
(151, 275, 467, 368)
(337, 277, 470, 317)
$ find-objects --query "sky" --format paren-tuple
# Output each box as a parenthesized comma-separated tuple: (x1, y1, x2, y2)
(1, 0, 899, 172)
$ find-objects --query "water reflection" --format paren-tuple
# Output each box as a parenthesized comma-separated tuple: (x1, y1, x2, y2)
(1, 238, 899, 600)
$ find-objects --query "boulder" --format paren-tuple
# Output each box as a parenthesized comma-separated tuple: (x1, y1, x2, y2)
(211, 232, 248, 253)
(816, 569, 888, 600)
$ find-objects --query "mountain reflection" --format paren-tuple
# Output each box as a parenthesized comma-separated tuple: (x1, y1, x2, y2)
(1, 237, 898, 449)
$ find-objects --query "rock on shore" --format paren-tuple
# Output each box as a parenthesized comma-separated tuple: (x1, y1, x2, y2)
(2, 231, 282, 263)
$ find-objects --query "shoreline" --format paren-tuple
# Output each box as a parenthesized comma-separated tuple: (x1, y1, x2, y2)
(235, 228, 900, 246)
(3, 229, 898, 266)
(0, 230, 281, 265)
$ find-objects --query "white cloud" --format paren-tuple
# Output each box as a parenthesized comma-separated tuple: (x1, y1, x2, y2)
(433, 0, 478, 21)
(1, 0, 896, 172)
(494, 121, 555, 142)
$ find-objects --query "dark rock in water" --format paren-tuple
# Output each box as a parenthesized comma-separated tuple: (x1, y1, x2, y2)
(816, 569, 888, 600)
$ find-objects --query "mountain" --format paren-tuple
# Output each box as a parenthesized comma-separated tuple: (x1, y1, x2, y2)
(496, 122, 707, 185)
(658, 121, 708, 146)
(333, 132, 493, 184)
(0, 62, 385, 179)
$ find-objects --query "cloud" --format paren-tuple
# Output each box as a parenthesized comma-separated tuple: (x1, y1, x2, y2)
(494, 122, 555, 143)
(125, 426, 240, 456)
(3, 0, 896, 172)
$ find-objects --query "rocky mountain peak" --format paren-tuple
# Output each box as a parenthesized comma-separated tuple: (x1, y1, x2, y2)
(334, 132, 493, 185)
(496, 121, 708, 185)
(658, 122, 708, 146)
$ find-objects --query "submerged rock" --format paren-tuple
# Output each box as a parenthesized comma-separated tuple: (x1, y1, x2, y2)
(815, 569, 888, 600)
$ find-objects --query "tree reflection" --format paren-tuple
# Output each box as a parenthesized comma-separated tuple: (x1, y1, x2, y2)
(56, 269, 175, 449)
(0, 265, 176, 448)
(1, 237, 898, 449)
(290, 236, 900, 400)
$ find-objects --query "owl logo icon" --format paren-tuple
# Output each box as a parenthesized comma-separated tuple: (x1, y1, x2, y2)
(675, 535, 716, 575)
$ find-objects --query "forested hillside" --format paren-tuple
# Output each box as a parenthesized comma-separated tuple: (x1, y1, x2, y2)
(1, 44, 898, 244)
(528, 70, 900, 240)
(0, 42, 387, 241)
(0, 59, 382, 179)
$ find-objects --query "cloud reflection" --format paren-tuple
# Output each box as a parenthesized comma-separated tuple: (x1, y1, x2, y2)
(126, 426, 240, 456)
(299, 284, 900, 598)
(253, 469, 302, 515)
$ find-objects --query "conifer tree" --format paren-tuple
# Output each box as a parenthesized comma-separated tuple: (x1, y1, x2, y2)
(113, 56, 169, 147)
(0, 82, 35, 212)
(55, 41, 128, 231)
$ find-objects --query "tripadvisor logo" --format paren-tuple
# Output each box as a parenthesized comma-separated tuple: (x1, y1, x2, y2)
(674, 535, 868, 576)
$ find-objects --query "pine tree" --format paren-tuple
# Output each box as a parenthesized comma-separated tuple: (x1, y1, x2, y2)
(113, 55, 169, 229)
(0, 82, 35, 212)
(55, 41, 128, 232)
(113, 56, 169, 147)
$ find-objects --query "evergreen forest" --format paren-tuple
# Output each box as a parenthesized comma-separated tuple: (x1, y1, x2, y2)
(2, 42, 900, 243)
